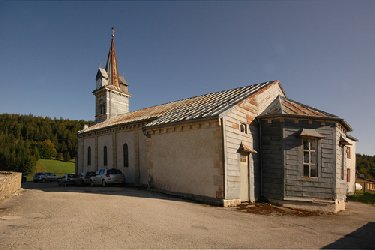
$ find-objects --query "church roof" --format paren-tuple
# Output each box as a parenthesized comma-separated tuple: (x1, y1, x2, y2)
(260, 95, 352, 131)
(80, 80, 279, 133)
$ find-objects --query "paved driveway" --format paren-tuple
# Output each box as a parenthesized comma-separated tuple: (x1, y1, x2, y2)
(0, 183, 374, 249)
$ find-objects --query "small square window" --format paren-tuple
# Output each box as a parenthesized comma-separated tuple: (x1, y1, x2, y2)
(240, 155, 247, 163)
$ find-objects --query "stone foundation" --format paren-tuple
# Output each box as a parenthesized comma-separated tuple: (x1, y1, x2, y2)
(223, 199, 241, 207)
(268, 197, 346, 213)
(0, 171, 21, 202)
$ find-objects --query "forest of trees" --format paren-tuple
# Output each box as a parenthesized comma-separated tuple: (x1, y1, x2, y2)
(0, 114, 91, 174)
(356, 154, 375, 180)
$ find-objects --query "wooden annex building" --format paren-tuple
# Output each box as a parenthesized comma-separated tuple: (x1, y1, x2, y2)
(77, 30, 357, 212)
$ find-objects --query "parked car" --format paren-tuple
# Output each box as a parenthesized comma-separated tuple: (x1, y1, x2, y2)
(58, 174, 82, 186)
(90, 168, 125, 187)
(21, 173, 27, 183)
(33, 172, 57, 183)
(80, 171, 96, 185)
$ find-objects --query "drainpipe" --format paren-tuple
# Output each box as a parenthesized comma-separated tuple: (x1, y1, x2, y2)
(256, 117, 263, 198)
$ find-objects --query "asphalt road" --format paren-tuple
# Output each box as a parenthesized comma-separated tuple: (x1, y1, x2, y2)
(0, 182, 374, 249)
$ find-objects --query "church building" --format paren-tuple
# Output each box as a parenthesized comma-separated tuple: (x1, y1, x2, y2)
(77, 30, 357, 212)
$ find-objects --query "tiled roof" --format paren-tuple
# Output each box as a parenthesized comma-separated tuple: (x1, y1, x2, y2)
(260, 96, 352, 131)
(80, 80, 277, 133)
(262, 96, 338, 118)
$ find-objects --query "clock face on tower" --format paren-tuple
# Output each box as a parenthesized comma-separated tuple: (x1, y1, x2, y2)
(96, 78, 102, 89)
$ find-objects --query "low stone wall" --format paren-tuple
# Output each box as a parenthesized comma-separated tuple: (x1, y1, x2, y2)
(0, 171, 21, 202)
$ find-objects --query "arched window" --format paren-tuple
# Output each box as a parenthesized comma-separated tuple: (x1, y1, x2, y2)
(123, 143, 129, 168)
(87, 146, 91, 166)
(103, 146, 108, 166)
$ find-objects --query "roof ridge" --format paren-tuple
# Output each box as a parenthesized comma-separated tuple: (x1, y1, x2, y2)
(284, 97, 338, 117)
(82, 80, 278, 133)
(128, 81, 274, 113)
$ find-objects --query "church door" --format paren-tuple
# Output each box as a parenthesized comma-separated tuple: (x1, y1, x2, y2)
(240, 154, 249, 202)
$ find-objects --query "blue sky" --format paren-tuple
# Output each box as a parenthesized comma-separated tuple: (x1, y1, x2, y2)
(0, 0, 374, 155)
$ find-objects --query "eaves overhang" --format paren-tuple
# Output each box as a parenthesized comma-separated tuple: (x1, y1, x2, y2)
(258, 114, 352, 132)
(142, 115, 220, 131)
(78, 117, 157, 136)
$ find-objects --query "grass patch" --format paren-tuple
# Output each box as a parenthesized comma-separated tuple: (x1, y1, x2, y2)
(27, 159, 75, 181)
(348, 191, 375, 205)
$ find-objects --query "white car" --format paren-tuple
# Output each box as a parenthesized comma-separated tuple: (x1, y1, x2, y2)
(90, 168, 125, 187)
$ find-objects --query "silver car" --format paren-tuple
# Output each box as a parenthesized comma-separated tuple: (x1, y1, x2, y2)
(58, 174, 82, 186)
(33, 172, 57, 183)
(90, 168, 125, 187)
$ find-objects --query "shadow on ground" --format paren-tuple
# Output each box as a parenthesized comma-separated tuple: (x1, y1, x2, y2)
(322, 222, 375, 249)
(21, 181, 209, 205)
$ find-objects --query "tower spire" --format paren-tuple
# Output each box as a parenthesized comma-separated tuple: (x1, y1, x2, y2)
(105, 26, 120, 88)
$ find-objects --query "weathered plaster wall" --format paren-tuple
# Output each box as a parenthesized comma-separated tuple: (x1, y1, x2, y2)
(346, 139, 356, 194)
(78, 124, 148, 185)
(138, 130, 148, 185)
(83, 137, 96, 173)
(116, 130, 137, 183)
(109, 91, 129, 118)
(148, 121, 223, 199)
(98, 134, 113, 168)
(0, 172, 21, 202)
(221, 82, 285, 202)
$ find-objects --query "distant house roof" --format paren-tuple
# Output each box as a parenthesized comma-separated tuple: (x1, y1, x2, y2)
(80, 80, 279, 133)
(260, 95, 352, 131)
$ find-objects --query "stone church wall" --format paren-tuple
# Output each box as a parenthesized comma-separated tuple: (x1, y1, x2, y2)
(109, 91, 129, 118)
(78, 125, 148, 185)
(115, 128, 148, 185)
(147, 121, 223, 200)
(83, 137, 96, 173)
(116, 130, 137, 183)
(98, 134, 113, 169)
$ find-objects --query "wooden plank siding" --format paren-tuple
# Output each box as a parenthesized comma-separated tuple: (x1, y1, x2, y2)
(335, 127, 348, 200)
(260, 120, 284, 200)
(220, 82, 285, 201)
(282, 119, 336, 200)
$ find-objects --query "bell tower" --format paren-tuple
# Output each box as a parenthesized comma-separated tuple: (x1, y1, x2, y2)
(93, 27, 130, 123)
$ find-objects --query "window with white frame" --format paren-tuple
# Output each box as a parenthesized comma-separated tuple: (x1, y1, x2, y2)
(303, 138, 318, 177)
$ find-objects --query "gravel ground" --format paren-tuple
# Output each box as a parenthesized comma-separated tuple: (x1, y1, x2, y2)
(0, 182, 374, 249)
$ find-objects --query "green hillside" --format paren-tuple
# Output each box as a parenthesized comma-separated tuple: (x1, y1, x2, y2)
(0, 114, 91, 175)
(27, 159, 76, 180)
